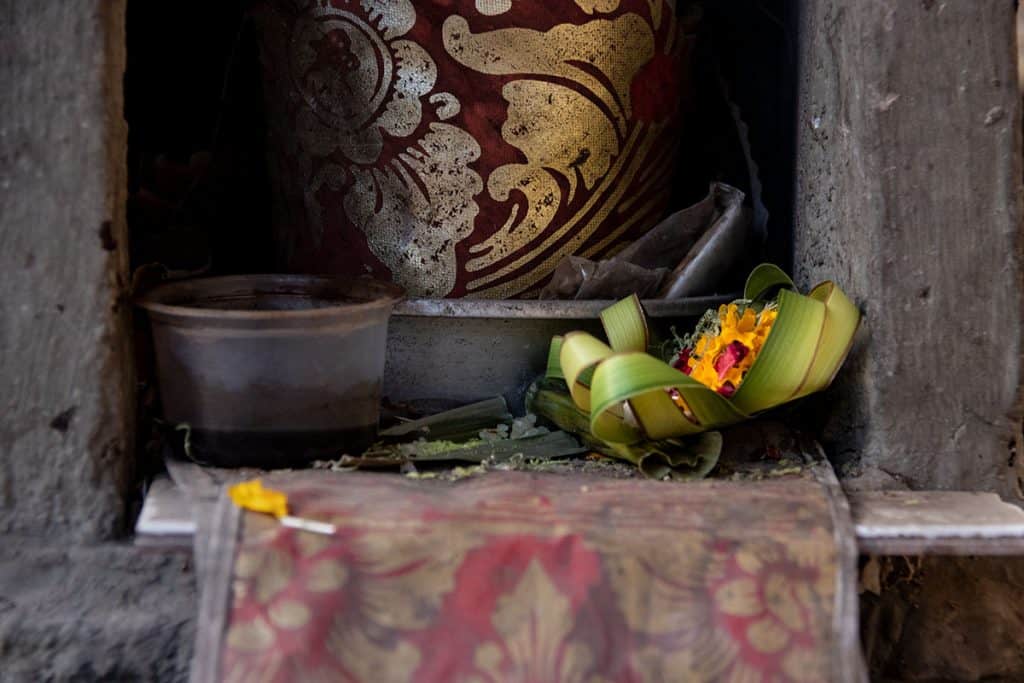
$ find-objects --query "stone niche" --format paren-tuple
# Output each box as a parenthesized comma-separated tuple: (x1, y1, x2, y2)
(0, 0, 1021, 681)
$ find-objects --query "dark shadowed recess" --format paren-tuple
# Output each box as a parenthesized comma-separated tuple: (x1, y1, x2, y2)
(125, 0, 274, 277)
(696, 0, 798, 272)
(123, 0, 797, 281)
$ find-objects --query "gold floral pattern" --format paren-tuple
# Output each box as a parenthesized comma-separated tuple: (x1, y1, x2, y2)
(285, 0, 483, 297)
(257, 0, 688, 297)
(474, 0, 513, 15)
(213, 471, 856, 682)
(442, 12, 667, 296)
(469, 559, 598, 683)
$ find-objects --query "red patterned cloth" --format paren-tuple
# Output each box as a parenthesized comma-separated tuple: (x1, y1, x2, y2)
(193, 468, 864, 682)
(252, 0, 695, 297)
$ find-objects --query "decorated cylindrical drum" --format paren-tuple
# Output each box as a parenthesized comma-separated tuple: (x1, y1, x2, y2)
(254, 0, 693, 298)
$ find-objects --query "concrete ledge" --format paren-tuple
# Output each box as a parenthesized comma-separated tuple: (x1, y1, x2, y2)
(0, 538, 195, 682)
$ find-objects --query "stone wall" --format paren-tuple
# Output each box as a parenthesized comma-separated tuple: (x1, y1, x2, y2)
(0, 0, 135, 541)
(0, 540, 195, 681)
(794, 2, 1024, 680)
(793, 0, 1024, 498)
(0, 2, 196, 680)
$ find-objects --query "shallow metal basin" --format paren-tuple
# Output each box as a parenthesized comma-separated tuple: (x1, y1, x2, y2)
(384, 296, 731, 413)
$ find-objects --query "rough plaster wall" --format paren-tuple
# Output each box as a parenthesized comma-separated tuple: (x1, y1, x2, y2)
(794, 0, 1024, 497)
(0, 0, 134, 539)
(0, 539, 195, 682)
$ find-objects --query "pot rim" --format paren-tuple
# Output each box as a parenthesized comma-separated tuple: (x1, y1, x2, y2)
(136, 274, 406, 323)
(392, 293, 736, 319)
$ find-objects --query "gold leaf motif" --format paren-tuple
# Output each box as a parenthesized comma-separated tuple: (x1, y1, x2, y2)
(575, 0, 621, 13)
(346, 123, 483, 297)
(278, 1, 683, 297)
(359, 0, 416, 41)
(429, 92, 461, 121)
(291, 11, 435, 153)
(601, 535, 715, 636)
(309, 524, 486, 679)
(472, 642, 503, 678)
(306, 558, 349, 593)
(376, 40, 437, 139)
(613, 559, 700, 634)
(746, 617, 790, 654)
(296, 532, 331, 558)
(784, 527, 835, 569)
(355, 528, 475, 629)
(472, 559, 596, 683)
(735, 549, 764, 575)
(235, 550, 262, 579)
(467, 80, 619, 272)
(226, 617, 275, 652)
(269, 600, 312, 630)
(291, 11, 393, 153)
(326, 621, 422, 681)
(763, 573, 806, 632)
(443, 13, 658, 295)
(714, 578, 762, 618)
(256, 548, 294, 603)
(289, 1, 484, 297)
(475, 0, 512, 15)
(631, 647, 706, 682)
(443, 14, 653, 128)
(782, 647, 827, 682)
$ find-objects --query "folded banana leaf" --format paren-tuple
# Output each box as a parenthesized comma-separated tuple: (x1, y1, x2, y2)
(538, 264, 860, 476)
(527, 379, 722, 480)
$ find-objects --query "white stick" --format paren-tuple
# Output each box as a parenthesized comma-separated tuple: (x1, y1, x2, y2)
(280, 515, 337, 536)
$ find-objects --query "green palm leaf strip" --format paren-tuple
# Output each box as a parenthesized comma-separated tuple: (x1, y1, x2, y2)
(527, 380, 723, 480)
(534, 264, 860, 477)
(545, 336, 565, 381)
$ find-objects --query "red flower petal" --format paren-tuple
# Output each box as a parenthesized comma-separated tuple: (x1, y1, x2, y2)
(672, 348, 693, 375)
(717, 381, 736, 398)
(714, 341, 749, 381)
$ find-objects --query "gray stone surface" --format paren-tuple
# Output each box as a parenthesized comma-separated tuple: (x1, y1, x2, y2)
(0, 0, 134, 540)
(793, 0, 1024, 497)
(0, 538, 195, 682)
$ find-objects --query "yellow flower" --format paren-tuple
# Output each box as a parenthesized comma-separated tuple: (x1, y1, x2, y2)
(229, 480, 289, 518)
(686, 304, 777, 396)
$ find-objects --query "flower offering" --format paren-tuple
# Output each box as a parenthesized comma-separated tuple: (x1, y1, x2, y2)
(534, 264, 860, 476)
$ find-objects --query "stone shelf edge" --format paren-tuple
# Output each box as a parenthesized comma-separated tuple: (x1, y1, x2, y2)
(851, 490, 1024, 556)
(135, 474, 1024, 557)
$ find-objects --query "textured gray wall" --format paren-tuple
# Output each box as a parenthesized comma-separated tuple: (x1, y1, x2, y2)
(0, 8, 196, 679)
(793, 0, 1024, 497)
(0, 0, 134, 540)
(0, 540, 195, 682)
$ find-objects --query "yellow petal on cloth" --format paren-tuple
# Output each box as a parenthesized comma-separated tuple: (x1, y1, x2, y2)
(229, 480, 289, 519)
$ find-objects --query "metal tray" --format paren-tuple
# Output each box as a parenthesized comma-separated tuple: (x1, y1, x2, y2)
(384, 295, 732, 413)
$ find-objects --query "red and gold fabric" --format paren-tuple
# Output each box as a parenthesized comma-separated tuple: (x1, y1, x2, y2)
(253, 0, 695, 297)
(193, 466, 864, 682)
